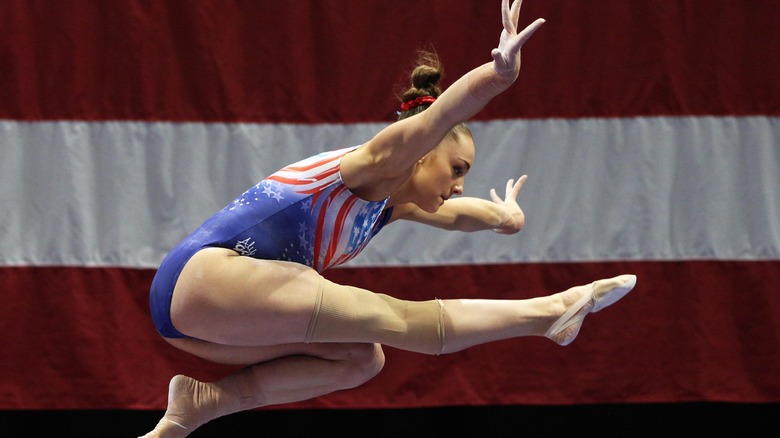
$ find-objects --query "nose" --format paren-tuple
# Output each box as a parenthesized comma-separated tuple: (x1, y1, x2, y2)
(451, 184, 463, 196)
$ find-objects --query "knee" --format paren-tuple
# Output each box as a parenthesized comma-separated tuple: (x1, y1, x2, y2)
(340, 343, 385, 389)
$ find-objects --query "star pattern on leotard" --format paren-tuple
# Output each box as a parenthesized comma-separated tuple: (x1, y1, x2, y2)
(345, 206, 382, 254)
(207, 147, 390, 274)
(229, 181, 283, 210)
(297, 221, 314, 261)
(260, 181, 284, 202)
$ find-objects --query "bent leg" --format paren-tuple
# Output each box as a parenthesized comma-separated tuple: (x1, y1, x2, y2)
(141, 339, 384, 438)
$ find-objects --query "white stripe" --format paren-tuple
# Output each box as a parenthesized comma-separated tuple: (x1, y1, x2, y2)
(3, 116, 778, 267)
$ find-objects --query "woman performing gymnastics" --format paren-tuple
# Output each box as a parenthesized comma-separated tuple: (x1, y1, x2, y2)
(141, 1, 637, 436)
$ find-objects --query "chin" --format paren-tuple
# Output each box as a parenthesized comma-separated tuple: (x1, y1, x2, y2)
(416, 202, 439, 214)
(428, 201, 444, 213)
(413, 197, 442, 214)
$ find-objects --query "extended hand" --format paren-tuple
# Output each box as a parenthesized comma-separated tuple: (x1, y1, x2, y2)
(491, 0, 545, 77)
(489, 175, 527, 234)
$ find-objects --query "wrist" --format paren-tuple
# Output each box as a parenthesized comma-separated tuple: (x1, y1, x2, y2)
(494, 209, 508, 230)
(467, 63, 514, 102)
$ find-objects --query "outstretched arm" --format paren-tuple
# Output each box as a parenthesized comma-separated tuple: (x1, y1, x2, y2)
(392, 175, 527, 234)
(343, 0, 545, 198)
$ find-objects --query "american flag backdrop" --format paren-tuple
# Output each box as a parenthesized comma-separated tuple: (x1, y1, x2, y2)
(1, 0, 779, 410)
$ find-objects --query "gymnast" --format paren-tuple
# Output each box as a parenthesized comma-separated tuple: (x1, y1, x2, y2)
(141, 1, 636, 436)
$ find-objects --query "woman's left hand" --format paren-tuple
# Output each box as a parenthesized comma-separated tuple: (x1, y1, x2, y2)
(490, 175, 527, 234)
(491, 0, 545, 79)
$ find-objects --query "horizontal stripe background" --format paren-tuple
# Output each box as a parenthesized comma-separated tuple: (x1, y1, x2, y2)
(2, 0, 779, 410)
(2, 260, 779, 409)
(1, 0, 778, 122)
(3, 116, 779, 267)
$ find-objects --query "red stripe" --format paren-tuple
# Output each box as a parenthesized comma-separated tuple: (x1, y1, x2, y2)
(1, 0, 777, 122)
(266, 155, 342, 193)
(310, 166, 340, 182)
(293, 167, 342, 195)
(322, 195, 359, 271)
(265, 175, 311, 186)
(2, 261, 779, 409)
(331, 213, 384, 267)
(283, 154, 342, 172)
(3, 0, 778, 414)
(266, 175, 334, 195)
(266, 168, 338, 194)
(312, 184, 347, 270)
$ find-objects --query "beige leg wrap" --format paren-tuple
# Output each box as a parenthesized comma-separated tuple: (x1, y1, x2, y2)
(305, 276, 446, 355)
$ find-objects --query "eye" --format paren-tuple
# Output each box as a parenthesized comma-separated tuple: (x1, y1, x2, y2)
(453, 166, 465, 176)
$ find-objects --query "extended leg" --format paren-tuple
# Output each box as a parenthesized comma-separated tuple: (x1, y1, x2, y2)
(171, 248, 636, 354)
(307, 273, 637, 353)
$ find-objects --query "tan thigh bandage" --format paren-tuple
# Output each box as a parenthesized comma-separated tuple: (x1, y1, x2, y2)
(305, 276, 446, 355)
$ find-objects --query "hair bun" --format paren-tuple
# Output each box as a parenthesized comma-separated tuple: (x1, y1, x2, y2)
(411, 65, 441, 90)
(396, 50, 444, 119)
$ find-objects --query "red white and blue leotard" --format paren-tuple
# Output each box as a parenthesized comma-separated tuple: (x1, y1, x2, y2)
(150, 146, 393, 338)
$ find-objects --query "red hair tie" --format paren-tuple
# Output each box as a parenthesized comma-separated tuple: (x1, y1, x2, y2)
(400, 96, 436, 112)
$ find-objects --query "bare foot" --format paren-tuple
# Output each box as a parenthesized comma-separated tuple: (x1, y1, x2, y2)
(139, 375, 210, 438)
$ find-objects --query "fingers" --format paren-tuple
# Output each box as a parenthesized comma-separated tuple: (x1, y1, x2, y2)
(501, 0, 524, 33)
(494, 16, 545, 75)
(517, 18, 546, 46)
(504, 18, 546, 57)
(509, 0, 523, 30)
(507, 175, 526, 198)
(491, 48, 509, 71)
(490, 187, 502, 204)
(491, 175, 527, 203)
(515, 174, 528, 191)
(501, 0, 517, 34)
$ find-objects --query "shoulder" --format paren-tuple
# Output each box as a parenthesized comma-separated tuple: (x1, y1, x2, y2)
(341, 143, 412, 202)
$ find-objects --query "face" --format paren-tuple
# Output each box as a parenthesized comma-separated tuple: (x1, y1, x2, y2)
(410, 134, 475, 213)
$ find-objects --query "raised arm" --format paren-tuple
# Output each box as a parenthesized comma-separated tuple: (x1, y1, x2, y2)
(343, 0, 545, 199)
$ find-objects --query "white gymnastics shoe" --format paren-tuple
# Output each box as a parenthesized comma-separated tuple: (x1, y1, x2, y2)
(545, 274, 637, 346)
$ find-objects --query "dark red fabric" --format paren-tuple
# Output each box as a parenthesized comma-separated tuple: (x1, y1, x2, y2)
(2, 261, 779, 409)
(0, 0, 778, 122)
(2, 0, 779, 410)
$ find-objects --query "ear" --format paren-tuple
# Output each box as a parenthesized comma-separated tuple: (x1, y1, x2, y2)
(411, 156, 426, 175)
